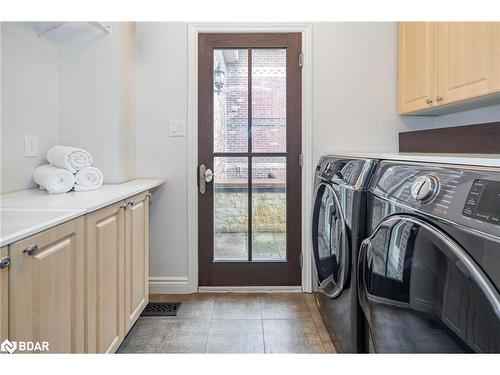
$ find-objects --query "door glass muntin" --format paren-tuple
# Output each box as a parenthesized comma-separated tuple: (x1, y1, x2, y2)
(212, 47, 288, 263)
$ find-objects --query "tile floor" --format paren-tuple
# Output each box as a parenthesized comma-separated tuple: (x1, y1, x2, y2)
(117, 292, 336, 354)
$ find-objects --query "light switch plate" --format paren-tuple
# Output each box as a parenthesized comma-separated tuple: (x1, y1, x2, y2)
(169, 119, 186, 137)
(24, 135, 39, 157)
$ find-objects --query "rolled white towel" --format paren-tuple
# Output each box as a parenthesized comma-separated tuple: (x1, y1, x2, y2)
(46, 145, 93, 173)
(33, 164, 75, 194)
(74, 167, 103, 192)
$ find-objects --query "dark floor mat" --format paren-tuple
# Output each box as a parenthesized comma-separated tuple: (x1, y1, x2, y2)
(141, 302, 182, 316)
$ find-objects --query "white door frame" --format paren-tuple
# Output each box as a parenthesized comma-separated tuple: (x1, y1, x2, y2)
(187, 23, 313, 293)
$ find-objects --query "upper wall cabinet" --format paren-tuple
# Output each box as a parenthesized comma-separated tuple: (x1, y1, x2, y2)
(398, 22, 438, 114)
(437, 23, 499, 104)
(398, 22, 500, 115)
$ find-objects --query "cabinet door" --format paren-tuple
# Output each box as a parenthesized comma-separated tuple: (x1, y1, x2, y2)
(85, 202, 125, 353)
(0, 246, 9, 343)
(437, 22, 500, 104)
(398, 22, 437, 114)
(124, 192, 150, 332)
(9, 218, 85, 353)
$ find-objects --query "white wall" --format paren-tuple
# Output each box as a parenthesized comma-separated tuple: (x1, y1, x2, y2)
(118, 23, 137, 182)
(58, 23, 135, 183)
(1, 23, 59, 193)
(433, 103, 500, 129)
(135, 23, 190, 292)
(312, 23, 500, 163)
(312, 23, 432, 163)
(1, 22, 137, 193)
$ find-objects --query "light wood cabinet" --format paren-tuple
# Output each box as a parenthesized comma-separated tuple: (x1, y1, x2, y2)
(398, 22, 437, 114)
(4, 189, 153, 353)
(398, 22, 500, 114)
(85, 201, 126, 354)
(8, 218, 85, 353)
(437, 22, 499, 104)
(124, 192, 150, 332)
(0, 246, 9, 343)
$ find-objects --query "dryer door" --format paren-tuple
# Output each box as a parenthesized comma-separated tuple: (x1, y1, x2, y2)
(358, 214, 500, 353)
(312, 182, 349, 298)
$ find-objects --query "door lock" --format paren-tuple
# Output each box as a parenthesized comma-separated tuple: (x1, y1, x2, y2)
(199, 164, 214, 194)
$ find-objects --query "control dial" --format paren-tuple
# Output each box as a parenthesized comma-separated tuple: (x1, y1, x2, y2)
(410, 175, 439, 202)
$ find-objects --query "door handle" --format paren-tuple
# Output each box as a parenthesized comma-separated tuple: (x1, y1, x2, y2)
(199, 164, 214, 194)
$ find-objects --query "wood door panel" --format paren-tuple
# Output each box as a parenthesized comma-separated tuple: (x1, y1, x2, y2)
(9, 218, 85, 353)
(198, 33, 302, 286)
(85, 202, 125, 353)
(0, 246, 8, 343)
(398, 22, 437, 114)
(438, 22, 499, 104)
(125, 192, 149, 332)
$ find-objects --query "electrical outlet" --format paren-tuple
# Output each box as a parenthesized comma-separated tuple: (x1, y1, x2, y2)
(24, 135, 39, 157)
(169, 119, 186, 137)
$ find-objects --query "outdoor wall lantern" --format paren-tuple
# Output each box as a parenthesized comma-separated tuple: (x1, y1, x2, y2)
(214, 63, 225, 95)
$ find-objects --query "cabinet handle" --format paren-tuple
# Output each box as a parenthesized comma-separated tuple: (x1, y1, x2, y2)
(23, 244, 39, 256)
(436, 96, 443, 102)
(426, 98, 433, 104)
(120, 202, 128, 209)
(0, 256, 10, 269)
(127, 200, 135, 207)
(146, 192, 152, 199)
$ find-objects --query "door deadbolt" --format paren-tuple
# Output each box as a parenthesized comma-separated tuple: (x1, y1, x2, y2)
(204, 169, 213, 183)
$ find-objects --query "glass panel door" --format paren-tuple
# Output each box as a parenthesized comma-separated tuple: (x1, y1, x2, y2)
(198, 33, 302, 286)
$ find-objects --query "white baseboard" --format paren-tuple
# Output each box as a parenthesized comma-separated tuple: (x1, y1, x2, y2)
(150, 278, 304, 294)
(149, 277, 190, 294)
(198, 286, 303, 293)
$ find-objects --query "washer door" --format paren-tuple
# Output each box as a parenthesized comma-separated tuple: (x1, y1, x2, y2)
(312, 182, 349, 299)
(358, 214, 500, 353)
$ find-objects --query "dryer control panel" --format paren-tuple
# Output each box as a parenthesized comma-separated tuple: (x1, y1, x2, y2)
(369, 161, 500, 236)
(316, 156, 376, 189)
(463, 179, 500, 226)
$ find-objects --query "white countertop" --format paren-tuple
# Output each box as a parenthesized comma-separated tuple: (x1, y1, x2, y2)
(0, 179, 165, 247)
(329, 153, 500, 168)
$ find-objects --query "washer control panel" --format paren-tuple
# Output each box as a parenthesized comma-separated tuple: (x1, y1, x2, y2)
(462, 179, 500, 226)
(370, 161, 500, 237)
